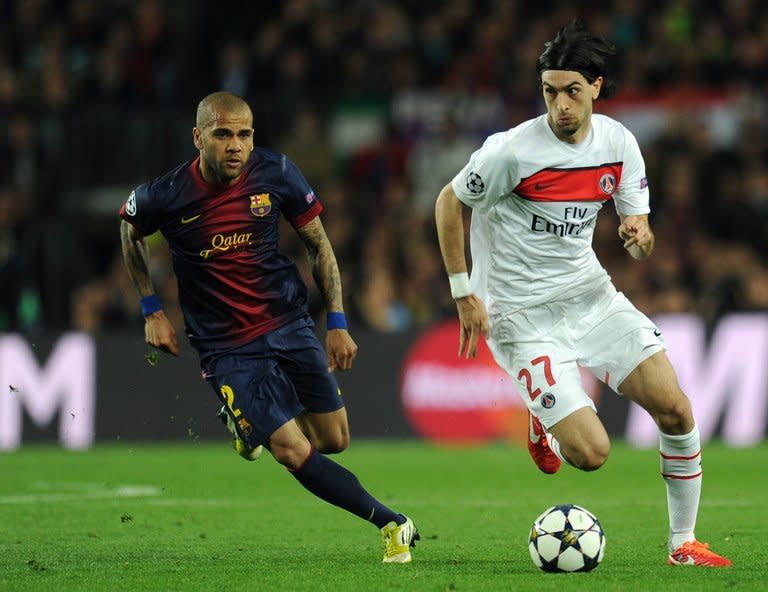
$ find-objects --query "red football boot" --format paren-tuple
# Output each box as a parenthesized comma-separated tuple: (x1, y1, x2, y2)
(527, 412, 561, 474)
(668, 540, 732, 567)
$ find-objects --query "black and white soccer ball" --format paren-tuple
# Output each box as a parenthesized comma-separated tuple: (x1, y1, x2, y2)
(528, 504, 606, 573)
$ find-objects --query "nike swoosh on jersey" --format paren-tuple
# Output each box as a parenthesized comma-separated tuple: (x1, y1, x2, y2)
(180, 214, 202, 224)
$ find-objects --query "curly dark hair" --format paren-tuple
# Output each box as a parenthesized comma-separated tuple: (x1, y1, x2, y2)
(537, 19, 617, 99)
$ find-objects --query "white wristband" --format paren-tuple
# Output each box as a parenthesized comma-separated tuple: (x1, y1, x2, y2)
(448, 272, 472, 299)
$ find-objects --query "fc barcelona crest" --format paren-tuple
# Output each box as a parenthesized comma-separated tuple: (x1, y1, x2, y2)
(249, 193, 272, 217)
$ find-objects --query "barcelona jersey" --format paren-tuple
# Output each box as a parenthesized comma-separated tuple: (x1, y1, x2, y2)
(119, 148, 323, 356)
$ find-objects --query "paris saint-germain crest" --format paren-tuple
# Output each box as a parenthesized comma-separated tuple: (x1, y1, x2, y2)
(250, 193, 272, 217)
(599, 173, 616, 195)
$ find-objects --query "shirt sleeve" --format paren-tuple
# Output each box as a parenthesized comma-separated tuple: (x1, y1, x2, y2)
(614, 128, 650, 217)
(279, 155, 323, 228)
(118, 182, 159, 236)
(450, 131, 517, 214)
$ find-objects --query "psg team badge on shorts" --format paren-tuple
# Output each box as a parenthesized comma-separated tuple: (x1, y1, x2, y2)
(250, 193, 272, 217)
(541, 393, 556, 409)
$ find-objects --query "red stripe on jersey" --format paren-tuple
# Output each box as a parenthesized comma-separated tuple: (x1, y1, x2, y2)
(291, 199, 323, 228)
(514, 162, 623, 202)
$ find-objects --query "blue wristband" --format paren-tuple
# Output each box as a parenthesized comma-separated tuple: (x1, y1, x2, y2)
(140, 294, 162, 317)
(327, 312, 347, 330)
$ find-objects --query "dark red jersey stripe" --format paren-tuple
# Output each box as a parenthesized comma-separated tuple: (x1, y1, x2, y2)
(514, 163, 623, 202)
(291, 200, 323, 228)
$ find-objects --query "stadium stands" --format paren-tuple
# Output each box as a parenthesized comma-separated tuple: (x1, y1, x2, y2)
(0, 0, 765, 333)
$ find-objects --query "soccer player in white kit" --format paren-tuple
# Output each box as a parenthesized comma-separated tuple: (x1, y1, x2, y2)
(435, 20, 731, 568)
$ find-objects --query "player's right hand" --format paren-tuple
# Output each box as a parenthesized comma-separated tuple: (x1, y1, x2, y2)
(144, 310, 180, 356)
(455, 294, 489, 359)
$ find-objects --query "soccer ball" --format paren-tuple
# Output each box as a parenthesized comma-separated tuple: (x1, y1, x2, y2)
(528, 504, 605, 573)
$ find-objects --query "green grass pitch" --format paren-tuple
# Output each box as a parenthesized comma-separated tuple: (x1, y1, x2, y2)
(0, 440, 764, 591)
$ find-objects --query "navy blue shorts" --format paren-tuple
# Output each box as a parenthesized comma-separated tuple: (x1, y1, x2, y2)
(202, 315, 344, 447)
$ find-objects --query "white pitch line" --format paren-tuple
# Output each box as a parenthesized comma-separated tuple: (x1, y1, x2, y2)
(0, 485, 162, 505)
(147, 498, 258, 507)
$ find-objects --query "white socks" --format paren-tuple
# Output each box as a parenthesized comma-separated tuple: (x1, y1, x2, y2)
(546, 433, 569, 465)
(659, 424, 702, 551)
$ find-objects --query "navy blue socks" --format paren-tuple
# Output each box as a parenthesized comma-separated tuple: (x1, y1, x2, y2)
(290, 447, 402, 529)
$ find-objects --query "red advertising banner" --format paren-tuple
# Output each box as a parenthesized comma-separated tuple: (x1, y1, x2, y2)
(400, 321, 600, 445)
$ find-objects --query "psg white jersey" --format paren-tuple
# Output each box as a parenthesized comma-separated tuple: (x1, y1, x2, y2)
(451, 113, 650, 314)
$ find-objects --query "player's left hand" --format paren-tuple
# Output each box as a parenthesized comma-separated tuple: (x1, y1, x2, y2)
(326, 329, 358, 373)
(144, 310, 180, 356)
(618, 214, 654, 260)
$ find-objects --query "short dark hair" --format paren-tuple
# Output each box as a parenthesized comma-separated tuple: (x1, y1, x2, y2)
(537, 19, 617, 99)
(196, 91, 252, 128)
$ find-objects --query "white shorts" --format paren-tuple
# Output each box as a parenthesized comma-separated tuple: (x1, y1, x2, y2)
(487, 284, 666, 429)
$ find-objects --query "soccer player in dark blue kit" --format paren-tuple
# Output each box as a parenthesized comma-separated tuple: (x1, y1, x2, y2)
(119, 91, 418, 563)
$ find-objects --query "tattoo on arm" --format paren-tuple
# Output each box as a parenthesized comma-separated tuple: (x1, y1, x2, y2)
(297, 218, 344, 312)
(120, 220, 156, 297)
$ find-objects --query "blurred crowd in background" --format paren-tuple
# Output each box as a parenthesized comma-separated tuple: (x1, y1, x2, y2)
(1, 0, 767, 337)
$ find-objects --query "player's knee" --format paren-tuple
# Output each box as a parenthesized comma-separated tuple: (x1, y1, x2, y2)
(654, 392, 693, 433)
(316, 429, 350, 454)
(570, 438, 610, 472)
(575, 450, 609, 472)
(270, 442, 311, 470)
